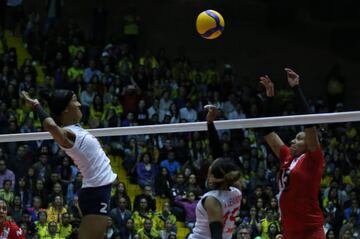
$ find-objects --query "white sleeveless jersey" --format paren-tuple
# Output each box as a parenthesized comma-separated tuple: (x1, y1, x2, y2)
(60, 125, 117, 188)
(189, 187, 242, 239)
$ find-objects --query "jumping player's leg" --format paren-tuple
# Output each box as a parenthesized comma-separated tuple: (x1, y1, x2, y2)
(77, 184, 112, 239)
(78, 214, 108, 239)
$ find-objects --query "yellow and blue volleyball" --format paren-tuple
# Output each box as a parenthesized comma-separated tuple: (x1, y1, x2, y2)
(196, 10, 225, 40)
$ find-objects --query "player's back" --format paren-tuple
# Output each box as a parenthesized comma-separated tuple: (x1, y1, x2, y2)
(189, 186, 241, 239)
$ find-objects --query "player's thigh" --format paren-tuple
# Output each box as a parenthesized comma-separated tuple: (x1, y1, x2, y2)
(78, 214, 109, 239)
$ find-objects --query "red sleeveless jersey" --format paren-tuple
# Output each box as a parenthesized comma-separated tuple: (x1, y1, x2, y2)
(278, 145, 325, 233)
(0, 221, 25, 239)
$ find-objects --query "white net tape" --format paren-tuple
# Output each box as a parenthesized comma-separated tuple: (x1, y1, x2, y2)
(0, 111, 359, 143)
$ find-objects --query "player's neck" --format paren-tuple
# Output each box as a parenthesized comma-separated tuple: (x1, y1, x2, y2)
(218, 184, 228, 190)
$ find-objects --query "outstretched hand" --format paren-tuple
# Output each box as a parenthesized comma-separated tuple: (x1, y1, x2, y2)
(259, 75, 274, 97)
(284, 68, 300, 88)
(205, 105, 218, 124)
(20, 91, 39, 107)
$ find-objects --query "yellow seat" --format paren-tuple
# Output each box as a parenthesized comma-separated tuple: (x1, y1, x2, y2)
(176, 221, 185, 228)
(177, 227, 190, 238)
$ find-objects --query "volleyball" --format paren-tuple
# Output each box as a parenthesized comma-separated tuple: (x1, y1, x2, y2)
(196, 10, 225, 40)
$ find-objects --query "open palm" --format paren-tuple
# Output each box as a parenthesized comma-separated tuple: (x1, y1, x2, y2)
(284, 68, 300, 87)
(259, 75, 274, 97)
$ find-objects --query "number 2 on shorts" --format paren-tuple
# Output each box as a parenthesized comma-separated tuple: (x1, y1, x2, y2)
(100, 202, 108, 213)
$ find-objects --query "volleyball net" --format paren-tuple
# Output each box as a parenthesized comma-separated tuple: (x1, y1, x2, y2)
(0, 111, 359, 143)
(0, 111, 359, 207)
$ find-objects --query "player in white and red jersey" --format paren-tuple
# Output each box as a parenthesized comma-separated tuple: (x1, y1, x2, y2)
(0, 199, 25, 239)
(259, 69, 325, 239)
(188, 106, 242, 239)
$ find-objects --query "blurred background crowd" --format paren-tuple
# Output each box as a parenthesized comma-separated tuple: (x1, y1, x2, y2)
(0, 0, 360, 239)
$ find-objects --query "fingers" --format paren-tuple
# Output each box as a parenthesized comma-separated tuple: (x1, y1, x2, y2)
(204, 105, 217, 111)
(259, 75, 273, 87)
(20, 91, 29, 99)
(284, 68, 299, 78)
(284, 67, 294, 72)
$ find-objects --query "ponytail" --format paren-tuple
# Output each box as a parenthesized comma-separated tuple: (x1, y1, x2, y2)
(210, 158, 241, 188)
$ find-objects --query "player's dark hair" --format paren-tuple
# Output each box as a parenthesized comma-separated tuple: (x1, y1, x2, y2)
(211, 158, 241, 187)
(40, 89, 74, 120)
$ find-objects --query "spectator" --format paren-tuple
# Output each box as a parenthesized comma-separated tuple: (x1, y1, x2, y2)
(133, 185, 156, 212)
(35, 210, 48, 238)
(58, 212, 72, 238)
(147, 98, 161, 120)
(153, 202, 177, 232)
(267, 222, 281, 239)
(33, 180, 49, 208)
(56, 156, 77, 188)
(344, 199, 360, 225)
(159, 151, 181, 178)
(104, 217, 120, 239)
(79, 83, 95, 121)
(235, 224, 252, 239)
(110, 196, 132, 237)
(159, 219, 176, 239)
(110, 181, 131, 210)
(155, 167, 173, 198)
(174, 191, 198, 230)
(325, 229, 336, 239)
(43, 221, 60, 239)
(184, 174, 202, 197)
(136, 152, 158, 188)
(247, 207, 261, 238)
(122, 218, 137, 239)
(68, 195, 82, 223)
(0, 179, 14, 206)
(46, 196, 67, 223)
(8, 195, 22, 224)
(132, 197, 153, 232)
(0, 159, 15, 190)
(88, 94, 104, 128)
(170, 173, 186, 200)
(66, 172, 82, 206)
(227, 102, 246, 120)
(27, 196, 44, 222)
(84, 59, 102, 84)
(137, 218, 160, 239)
(33, 151, 51, 182)
(179, 100, 197, 122)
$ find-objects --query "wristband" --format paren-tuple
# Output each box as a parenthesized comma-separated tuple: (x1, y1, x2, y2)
(34, 104, 51, 123)
(292, 85, 311, 114)
(257, 96, 276, 136)
(292, 86, 315, 128)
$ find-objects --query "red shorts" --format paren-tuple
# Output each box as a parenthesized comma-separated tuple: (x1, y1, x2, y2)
(284, 226, 325, 239)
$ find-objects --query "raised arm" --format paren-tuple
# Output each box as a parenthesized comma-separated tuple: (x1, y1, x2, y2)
(205, 105, 223, 159)
(285, 68, 320, 152)
(259, 75, 285, 158)
(21, 91, 75, 148)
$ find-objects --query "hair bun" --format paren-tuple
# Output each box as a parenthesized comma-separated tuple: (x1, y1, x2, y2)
(224, 171, 241, 185)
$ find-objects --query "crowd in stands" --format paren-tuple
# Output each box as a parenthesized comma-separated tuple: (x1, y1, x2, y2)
(0, 3, 359, 239)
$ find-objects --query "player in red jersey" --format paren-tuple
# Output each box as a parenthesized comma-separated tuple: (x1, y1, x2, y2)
(0, 199, 25, 239)
(259, 68, 325, 239)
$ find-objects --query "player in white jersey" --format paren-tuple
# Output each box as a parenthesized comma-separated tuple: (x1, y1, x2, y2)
(21, 90, 117, 239)
(188, 106, 242, 239)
